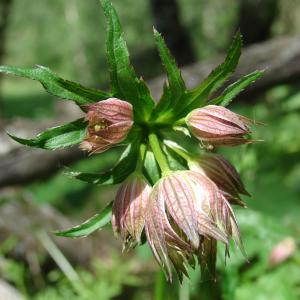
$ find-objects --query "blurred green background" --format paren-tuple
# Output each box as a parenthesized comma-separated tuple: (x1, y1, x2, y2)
(0, 0, 300, 299)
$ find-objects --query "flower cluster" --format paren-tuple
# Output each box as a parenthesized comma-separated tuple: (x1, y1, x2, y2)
(81, 98, 256, 281)
(3, 1, 262, 283)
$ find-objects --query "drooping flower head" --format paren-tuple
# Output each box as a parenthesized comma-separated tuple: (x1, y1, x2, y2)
(189, 153, 250, 206)
(80, 98, 133, 154)
(186, 105, 255, 148)
(112, 173, 152, 249)
(145, 170, 242, 281)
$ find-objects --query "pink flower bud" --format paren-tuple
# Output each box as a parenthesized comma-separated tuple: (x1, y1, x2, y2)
(112, 173, 152, 249)
(186, 105, 255, 147)
(145, 170, 239, 281)
(80, 98, 133, 154)
(189, 154, 249, 206)
(269, 237, 296, 266)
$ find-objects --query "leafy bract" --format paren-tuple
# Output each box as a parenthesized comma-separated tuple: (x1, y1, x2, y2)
(162, 144, 187, 171)
(210, 70, 264, 107)
(66, 139, 141, 185)
(55, 201, 112, 238)
(100, 0, 154, 121)
(0, 65, 110, 106)
(8, 118, 87, 150)
(143, 150, 161, 185)
(151, 29, 186, 122)
(176, 31, 242, 118)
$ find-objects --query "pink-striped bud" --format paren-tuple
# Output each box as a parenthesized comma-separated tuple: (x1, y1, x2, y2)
(186, 105, 255, 147)
(144, 170, 243, 281)
(112, 173, 152, 249)
(189, 154, 249, 206)
(80, 98, 133, 154)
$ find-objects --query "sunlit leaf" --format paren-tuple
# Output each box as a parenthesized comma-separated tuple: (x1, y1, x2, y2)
(210, 71, 264, 107)
(151, 29, 186, 122)
(8, 118, 87, 149)
(143, 150, 160, 185)
(55, 202, 112, 238)
(101, 0, 154, 121)
(0, 65, 110, 105)
(177, 31, 242, 118)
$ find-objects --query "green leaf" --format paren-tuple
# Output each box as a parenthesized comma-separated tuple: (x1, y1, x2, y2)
(177, 32, 242, 118)
(210, 70, 264, 107)
(151, 29, 186, 121)
(143, 150, 161, 185)
(66, 138, 141, 185)
(100, 0, 154, 121)
(8, 118, 87, 149)
(0, 65, 111, 106)
(55, 201, 112, 238)
(160, 128, 202, 157)
(162, 144, 187, 171)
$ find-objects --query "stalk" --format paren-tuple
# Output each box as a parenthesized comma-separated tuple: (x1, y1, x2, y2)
(148, 132, 171, 176)
(135, 143, 147, 172)
(154, 270, 167, 300)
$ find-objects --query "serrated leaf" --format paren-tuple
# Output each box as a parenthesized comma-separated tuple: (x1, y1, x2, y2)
(177, 32, 242, 118)
(101, 0, 154, 121)
(66, 137, 141, 185)
(0, 65, 111, 105)
(151, 29, 186, 121)
(209, 70, 264, 107)
(8, 118, 87, 149)
(55, 201, 112, 238)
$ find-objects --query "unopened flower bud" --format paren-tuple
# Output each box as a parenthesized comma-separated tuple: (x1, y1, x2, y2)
(189, 154, 249, 206)
(80, 98, 133, 154)
(112, 173, 152, 249)
(186, 105, 255, 147)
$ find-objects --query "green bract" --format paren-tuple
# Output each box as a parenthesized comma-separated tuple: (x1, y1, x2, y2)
(1, 0, 263, 279)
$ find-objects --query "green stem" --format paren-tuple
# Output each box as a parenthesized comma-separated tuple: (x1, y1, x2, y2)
(154, 270, 167, 300)
(148, 132, 170, 176)
(179, 278, 190, 300)
(135, 143, 147, 172)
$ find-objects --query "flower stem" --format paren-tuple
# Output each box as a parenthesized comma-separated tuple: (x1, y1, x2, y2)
(179, 277, 190, 300)
(135, 143, 147, 172)
(148, 132, 170, 176)
(154, 270, 166, 300)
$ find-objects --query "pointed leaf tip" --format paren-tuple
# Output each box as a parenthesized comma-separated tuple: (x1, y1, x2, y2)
(55, 202, 113, 238)
(101, 0, 154, 121)
(0, 65, 110, 105)
(177, 31, 243, 117)
(7, 118, 87, 150)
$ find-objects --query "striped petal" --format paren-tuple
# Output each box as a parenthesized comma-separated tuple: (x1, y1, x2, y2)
(186, 105, 256, 147)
